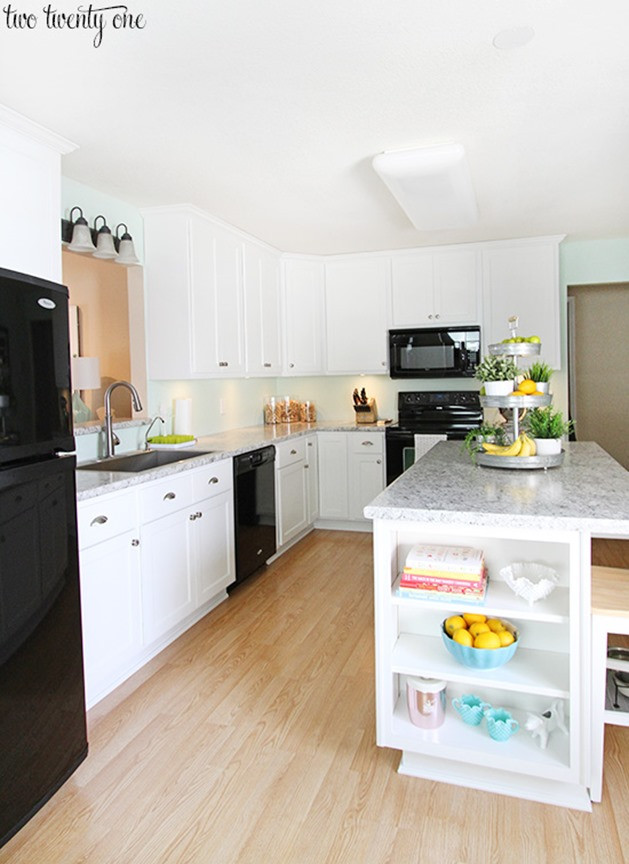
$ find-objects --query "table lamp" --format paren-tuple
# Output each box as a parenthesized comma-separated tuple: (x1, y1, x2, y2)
(71, 356, 101, 423)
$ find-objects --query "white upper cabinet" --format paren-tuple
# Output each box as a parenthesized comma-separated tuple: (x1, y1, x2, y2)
(324, 257, 390, 374)
(143, 207, 245, 379)
(243, 241, 282, 376)
(282, 257, 325, 375)
(482, 237, 563, 369)
(391, 248, 481, 327)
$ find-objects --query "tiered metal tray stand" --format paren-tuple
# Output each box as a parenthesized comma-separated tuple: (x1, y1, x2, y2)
(477, 340, 564, 470)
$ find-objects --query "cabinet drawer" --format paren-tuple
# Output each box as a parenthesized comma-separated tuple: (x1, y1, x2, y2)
(78, 491, 137, 550)
(138, 472, 194, 523)
(349, 433, 384, 455)
(191, 458, 233, 501)
(275, 438, 306, 468)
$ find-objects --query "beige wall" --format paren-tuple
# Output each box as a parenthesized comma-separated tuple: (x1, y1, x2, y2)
(568, 282, 629, 468)
(62, 249, 132, 418)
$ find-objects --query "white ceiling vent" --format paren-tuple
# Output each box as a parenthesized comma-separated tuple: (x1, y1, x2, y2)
(372, 143, 478, 231)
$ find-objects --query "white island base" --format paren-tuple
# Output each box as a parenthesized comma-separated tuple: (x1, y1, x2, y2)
(365, 442, 629, 811)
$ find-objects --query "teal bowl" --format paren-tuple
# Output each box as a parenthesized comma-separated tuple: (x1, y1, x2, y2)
(441, 624, 519, 670)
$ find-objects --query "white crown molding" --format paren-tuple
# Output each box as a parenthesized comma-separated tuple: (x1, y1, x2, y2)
(0, 104, 77, 155)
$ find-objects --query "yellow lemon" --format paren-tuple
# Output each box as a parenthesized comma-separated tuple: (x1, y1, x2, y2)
(486, 618, 505, 633)
(445, 615, 467, 636)
(498, 630, 515, 647)
(462, 612, 486, 626)
(519, 379, 537, 395)
(469, 622, 490, 638)
(453, 628, 474, 647)
(474, 631, 501, 649)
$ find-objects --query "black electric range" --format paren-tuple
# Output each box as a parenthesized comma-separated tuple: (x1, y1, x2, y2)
(385, 391, 482, 484)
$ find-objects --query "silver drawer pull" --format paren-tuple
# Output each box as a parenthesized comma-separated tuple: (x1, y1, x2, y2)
(90, 515, 108, 526)
(218, 361, 229, 367)
(195, 511, 202, 519)
(362, 440, 374, 446)
(208, 477, 219, 485)
(163, 492, 176, 500)
(290, 449, 297, 455)
(264, 362, 271, 367)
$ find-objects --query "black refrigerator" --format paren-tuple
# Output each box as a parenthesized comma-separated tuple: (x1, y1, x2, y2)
(0, 266, 88, 848)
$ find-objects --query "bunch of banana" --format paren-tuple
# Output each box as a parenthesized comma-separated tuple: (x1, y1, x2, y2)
(481, 433, 537, 458)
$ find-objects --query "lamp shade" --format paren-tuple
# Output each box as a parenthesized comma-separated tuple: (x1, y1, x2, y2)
(93, 216, 117, 259)
(115, 224, 140, 265)
(71, 356, 101, 391)
(68, 220, 96, 253)
(372, 143, 478, 231)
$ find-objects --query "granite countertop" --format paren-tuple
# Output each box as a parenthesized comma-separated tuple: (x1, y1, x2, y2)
(76, 421, 387, 500)
(364, 441, 629, 535)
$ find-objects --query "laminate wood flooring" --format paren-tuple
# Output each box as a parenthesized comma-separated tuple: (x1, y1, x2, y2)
(2, 530, 628, 864)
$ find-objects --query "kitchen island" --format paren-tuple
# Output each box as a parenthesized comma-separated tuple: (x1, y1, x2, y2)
(364, 441, 629, 810)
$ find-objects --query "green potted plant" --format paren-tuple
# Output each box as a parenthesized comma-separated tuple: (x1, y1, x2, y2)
(475, 355, 518, 395)
(462, 424, 507, 457)
(525, 360, 553, 394)
(524, 407, 573, 455)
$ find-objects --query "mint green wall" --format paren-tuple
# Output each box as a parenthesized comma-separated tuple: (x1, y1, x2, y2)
(561, 238, 629, 286)
(61, 176, 144, 264)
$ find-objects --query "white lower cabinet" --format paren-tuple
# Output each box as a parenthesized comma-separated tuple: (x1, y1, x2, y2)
(77, 458, 234, 708)
(304, 435, 319, 524)
(373, 520, 590, 810)
(275, 438, 309, 548)
(318, 431, 385, 523)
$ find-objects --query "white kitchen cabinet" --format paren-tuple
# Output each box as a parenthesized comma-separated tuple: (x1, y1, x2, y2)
(317, 431, 385, 523)
(282, 257, 325, 375)
(77, 489, 142, 709)
(275, 438, 309, 547)
(324, 258, 389, 374)
(348, 435, 385, 522)
(482, 236, 563, 369)
(193, 489, 235, 604)
(143, 207, 245, 379)
(243, 241, 283, 376)
(391, 248, 481, 327)
(304, 435, 319, 524)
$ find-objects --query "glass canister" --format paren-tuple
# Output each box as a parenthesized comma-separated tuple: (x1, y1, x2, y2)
(406, 677, 447, 729)
(300, 400, 316, 423)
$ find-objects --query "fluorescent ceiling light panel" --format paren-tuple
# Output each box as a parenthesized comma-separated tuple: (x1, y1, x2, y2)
(372, 143, 478, 230)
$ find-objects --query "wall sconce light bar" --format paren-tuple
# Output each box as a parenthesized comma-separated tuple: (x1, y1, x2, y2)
(61, 207, 140, 266)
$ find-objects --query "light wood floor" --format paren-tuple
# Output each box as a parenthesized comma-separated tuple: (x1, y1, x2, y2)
(2, 531, 629, 864)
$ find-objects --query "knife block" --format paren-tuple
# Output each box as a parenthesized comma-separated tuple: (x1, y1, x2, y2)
(354, 398, 377, 424)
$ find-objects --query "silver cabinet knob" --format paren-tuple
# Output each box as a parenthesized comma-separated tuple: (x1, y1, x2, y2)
(290, 449, 297, 455)
(208, 476, 219, 484)
(131, 538, 140, 547)
(163, 492, 176, 500)
(264, 362, 271, 368)
(90, 515, 108, 526)
(218, 361, 229, 367)
(435, 314, 440, 319)
(377, 459, 382, 464)
(289, 362, 294, 368)
(362, 440, 374, 446)
(428, 314, 433, 319)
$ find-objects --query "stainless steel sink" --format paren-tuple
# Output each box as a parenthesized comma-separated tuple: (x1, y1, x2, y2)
(78, 450, 213, 473)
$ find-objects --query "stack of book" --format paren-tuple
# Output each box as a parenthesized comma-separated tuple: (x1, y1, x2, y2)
(397, 543, 487, 604)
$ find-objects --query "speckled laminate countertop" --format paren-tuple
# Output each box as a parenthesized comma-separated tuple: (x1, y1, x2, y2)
(76, 421, 386, 501)
(364, 441, 629, 535)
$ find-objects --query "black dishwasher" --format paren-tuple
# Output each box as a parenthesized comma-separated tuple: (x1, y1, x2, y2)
(231, 446, 277, 589)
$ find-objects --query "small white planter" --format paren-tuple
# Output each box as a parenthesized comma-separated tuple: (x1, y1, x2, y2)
(533, 437, 562, 455)
(484, 380, 514, 396)
(535, 382, 550, 394)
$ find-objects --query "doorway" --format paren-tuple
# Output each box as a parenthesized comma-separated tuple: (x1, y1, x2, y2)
(567, 282, 629, 468)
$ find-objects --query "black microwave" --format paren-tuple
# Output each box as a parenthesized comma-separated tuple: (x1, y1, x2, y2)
(389, 326, 481, 378)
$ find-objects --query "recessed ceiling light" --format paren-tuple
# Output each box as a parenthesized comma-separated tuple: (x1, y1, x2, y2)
(493, 26, 535, 50)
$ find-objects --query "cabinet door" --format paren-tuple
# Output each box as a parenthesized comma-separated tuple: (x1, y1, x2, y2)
(213, 225, 245, 375)
(317, 432, 349, 520)
(140, 508, 195, 645)
(390, 252, 434, 326)
(348, 452, 385, 521)
(305, 435, 319, 524)
(79, 531, 142, 708)
(193, 490, 235, 604)
(276, 460, 308, 547)
(282, 258, 325, 374)
(433, 249, 480, 324)
(324, 258, 389, 374)
(243, 242, 282, 376)
(482, 239, 561, 369)
(144, 210, 193, 379)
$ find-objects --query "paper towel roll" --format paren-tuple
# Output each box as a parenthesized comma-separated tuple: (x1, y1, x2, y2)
(174, 398, 192, 435)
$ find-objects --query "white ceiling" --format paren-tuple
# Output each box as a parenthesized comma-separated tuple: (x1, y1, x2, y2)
(1, 0, 628, 255)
